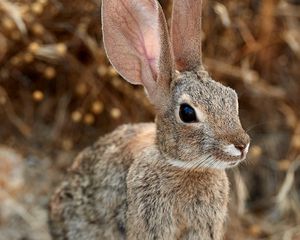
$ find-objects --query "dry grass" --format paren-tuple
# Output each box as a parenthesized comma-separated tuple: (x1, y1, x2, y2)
(0, 0, 299, 239)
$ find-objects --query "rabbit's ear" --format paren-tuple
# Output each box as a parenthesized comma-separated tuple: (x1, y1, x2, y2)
(171, 0, 203, 71)
(102, 0, 174, 103)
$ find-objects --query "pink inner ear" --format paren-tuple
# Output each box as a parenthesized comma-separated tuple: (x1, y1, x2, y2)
(125, 1, 161, 80)
(143, 30, 160, 79)
(103, 0, 173, 103)
(103, 0, 162, 87)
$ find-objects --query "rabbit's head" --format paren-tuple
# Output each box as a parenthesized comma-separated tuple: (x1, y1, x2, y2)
(102, 0, 250, 169)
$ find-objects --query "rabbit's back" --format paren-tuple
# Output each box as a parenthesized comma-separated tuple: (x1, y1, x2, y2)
(49, 123, 156, 240)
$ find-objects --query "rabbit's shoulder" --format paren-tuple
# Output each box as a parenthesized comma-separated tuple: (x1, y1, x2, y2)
(71, 123, 155, 172)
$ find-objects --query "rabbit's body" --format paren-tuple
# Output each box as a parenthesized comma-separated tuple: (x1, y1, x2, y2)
(50, 123, 228, 240)
(50, 123, 152, 239)
(49, 0, 250, 239)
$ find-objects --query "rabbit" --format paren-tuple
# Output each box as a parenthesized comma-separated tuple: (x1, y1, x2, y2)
(49, 0, 251, 239)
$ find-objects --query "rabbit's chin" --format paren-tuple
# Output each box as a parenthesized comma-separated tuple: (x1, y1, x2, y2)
(211, 153, 247, 169)
(167, 154, 244, 170)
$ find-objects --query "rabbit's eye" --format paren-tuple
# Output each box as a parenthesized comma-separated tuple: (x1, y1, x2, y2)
(179, 104, 197, 123)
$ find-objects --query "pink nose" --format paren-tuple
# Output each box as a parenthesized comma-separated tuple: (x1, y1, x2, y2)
(234, 144, 247, 153)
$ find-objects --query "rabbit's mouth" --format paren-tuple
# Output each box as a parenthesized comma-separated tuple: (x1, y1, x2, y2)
(206, 143, 249, 168)
(221, 143, 249, 160)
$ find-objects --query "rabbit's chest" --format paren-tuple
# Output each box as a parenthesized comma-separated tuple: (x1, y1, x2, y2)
(126, 162, 229, 240)
(166, 175, 228, 238)
(169, 194, 228, 240)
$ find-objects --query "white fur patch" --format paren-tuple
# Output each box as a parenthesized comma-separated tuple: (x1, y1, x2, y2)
(167, 155, 232, 170)
(167, 159, 197, 169)
(223, 144, 242, 157)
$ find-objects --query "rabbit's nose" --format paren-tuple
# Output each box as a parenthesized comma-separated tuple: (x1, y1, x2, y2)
(232, 132, 250, 155)
(234, 143, 250, 155)
(234, 144, 246, 152)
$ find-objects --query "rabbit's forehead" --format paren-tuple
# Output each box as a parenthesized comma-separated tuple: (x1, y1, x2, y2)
(173, 76, 238, 113)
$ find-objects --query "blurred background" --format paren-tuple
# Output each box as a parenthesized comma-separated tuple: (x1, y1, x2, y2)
(0, 0, 299, 239)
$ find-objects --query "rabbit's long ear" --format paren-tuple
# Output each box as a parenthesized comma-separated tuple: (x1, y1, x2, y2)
(171, 0, 203, 71)
(102, 0, 174, 103)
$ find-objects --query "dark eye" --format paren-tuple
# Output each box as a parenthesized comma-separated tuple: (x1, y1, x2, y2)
(179, 104, 197, 123)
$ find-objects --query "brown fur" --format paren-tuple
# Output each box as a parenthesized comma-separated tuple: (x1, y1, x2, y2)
(127, 124, 156, 154)
(127, 151, 229, 240)
(49, 0, 250, 239)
